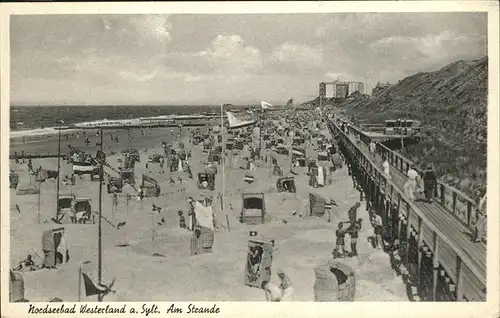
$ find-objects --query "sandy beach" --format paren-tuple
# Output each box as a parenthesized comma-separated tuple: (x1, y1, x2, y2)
(9, 117, 409, 302)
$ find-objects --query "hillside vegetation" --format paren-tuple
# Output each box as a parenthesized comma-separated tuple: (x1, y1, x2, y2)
(328, 57, 487, 199)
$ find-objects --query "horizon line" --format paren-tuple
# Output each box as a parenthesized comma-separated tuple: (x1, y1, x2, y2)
(10, 102, 296, 107)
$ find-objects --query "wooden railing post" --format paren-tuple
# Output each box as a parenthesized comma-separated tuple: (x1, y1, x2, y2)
(455, 256, 462, 302)
(328, 119, 483, 299)
(405, 203, 412, 268)
(417, 217, 424, 293)
(467, 202, 473, 227)
(452, 192, 457, 217)
(440, 184, 445, 206)
(432, 232, 439, 301)
(397, 194, 402, 237)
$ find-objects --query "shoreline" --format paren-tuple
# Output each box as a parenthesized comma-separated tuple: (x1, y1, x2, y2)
(9, 107, 287, 141)
(9, 117, 218, 140)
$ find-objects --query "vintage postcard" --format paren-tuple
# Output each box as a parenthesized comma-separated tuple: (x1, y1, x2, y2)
(1, 1, 499, 317)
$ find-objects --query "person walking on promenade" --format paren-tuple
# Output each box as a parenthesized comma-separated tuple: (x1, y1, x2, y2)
(369, 141, 376, 158)
(404, 165, 420, 202)
(472, 193, 487, 243)
(382, 155, 391, 180)
(422, 166, 437, 203)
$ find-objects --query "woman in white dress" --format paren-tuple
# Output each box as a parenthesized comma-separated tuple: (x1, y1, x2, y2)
(382, 155, 391, 180)
(404, 166, 420, 201)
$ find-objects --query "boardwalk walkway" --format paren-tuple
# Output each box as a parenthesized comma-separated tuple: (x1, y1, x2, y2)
(329, 118, 486, 301)
(345, 130, 486, 281)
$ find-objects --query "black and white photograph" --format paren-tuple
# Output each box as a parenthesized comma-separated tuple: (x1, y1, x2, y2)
(1, 2, 499, 316)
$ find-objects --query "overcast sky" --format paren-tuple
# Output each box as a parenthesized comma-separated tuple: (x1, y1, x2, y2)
(10, 13, 487, 106)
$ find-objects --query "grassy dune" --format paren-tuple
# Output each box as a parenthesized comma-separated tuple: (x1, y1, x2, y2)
(320, 57, 488, 199)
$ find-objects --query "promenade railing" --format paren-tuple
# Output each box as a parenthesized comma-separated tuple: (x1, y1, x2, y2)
(328, 118, 486, 301)
(336, 117, 482, 235)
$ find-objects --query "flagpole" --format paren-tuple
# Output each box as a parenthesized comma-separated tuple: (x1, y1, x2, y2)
(98, 127, 103, 302)
(152, 213, 155, 242)
(56, 128, 61, 220)
(78, 265, 82, 302)
(289, 133, 293, 174)
(259, 107, 262, 157)
(37, 178, 41, 224)
(221, 104, 230, 232)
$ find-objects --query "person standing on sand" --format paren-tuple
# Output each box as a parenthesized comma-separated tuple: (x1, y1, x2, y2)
(262, 281, 282, 302)
(348, 202, 361, 224)
(422, 166, 437, 203)
(347, 218, 362, 257)
(334, 222, 347, 258)
(277, 269, 293, 301)
(371, 212, 384, 250)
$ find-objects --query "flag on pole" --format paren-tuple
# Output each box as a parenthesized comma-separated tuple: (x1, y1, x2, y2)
(244, 174, 254, 184)
(117, 221, 127, 229)
(261, 101, 274, 111)
(82, 272, 108, 296)
(324, 199, 338, 210)
(226, 111, 256, 129)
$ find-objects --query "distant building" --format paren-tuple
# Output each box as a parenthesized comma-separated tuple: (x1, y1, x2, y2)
(319, 82, 327, 97)
(336, 84, 349, 99)
(348, 82, 365, 95)
(319, 81, 365, 99)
